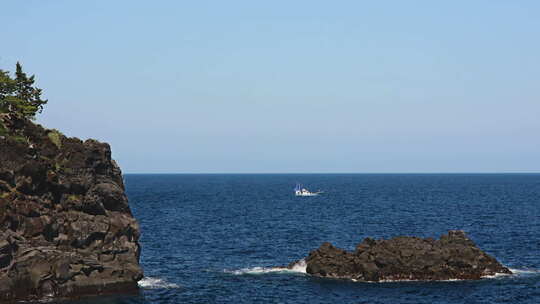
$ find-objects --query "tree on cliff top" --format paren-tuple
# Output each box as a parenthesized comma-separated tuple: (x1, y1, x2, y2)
(0, 62, 47, 119)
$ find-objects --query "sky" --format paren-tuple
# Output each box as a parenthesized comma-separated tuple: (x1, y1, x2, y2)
(2, 1, 539, 173)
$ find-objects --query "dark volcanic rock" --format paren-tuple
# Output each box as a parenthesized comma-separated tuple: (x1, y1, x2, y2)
(0, 115, 142, 302)
(296, 231, 511, 282)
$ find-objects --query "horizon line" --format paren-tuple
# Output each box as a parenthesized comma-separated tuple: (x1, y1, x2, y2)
(122, 171, 540, 175)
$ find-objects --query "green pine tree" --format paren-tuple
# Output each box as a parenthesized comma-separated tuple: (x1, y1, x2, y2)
(0, 62, 47, 118)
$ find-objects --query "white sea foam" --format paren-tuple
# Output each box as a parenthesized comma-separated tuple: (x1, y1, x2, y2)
(227, 259, 307, 275)
(138, 277, 181, 289)
(289, 259, 308, 273)
(226, 261, 539, 283)
(508, 268, 540, 276)
(482, 272, 511, 279)
(479, 267, 540, 279)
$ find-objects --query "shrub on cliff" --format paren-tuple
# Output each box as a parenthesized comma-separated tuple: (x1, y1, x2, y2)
(0, 62, 47, 119)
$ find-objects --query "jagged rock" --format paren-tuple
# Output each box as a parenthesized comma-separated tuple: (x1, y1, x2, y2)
(0, 115, 142, 302)
(291, 230, 511, 282)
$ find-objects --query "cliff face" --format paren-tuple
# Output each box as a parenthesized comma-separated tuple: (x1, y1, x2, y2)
(0, 115, 142, 301)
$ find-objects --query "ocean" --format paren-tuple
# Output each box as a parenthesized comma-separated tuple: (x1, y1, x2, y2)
(68, 174, 539, 303)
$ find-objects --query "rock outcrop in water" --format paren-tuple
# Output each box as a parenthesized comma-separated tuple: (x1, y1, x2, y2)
(290, 230, 511, 282)
(0, 115, 142, 302)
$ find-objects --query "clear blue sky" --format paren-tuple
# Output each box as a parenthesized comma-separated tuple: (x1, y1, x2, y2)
(2, 1, 539, 173)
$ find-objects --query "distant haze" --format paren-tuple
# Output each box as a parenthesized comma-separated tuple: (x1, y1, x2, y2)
(2, 1, 539, 173)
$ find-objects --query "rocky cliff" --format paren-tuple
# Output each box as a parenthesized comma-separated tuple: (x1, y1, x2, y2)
(0, 115, 142, 301)
(290, 230, 511, 282)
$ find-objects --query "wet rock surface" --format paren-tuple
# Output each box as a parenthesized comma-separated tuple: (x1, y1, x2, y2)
(0, 115, 142, 302)
(291, 230, 511, 282)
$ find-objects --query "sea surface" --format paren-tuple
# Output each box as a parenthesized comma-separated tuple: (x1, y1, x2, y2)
(69, 174, 539, 304)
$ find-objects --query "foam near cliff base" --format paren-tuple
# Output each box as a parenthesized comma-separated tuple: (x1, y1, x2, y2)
(226, 259, 307, 275)
(138, 277, 180, 289)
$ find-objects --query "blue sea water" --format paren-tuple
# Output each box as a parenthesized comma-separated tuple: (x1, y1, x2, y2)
(71, 174, 539, 304)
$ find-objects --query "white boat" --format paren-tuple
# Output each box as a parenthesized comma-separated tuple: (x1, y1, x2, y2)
(294, 183, 322, 197)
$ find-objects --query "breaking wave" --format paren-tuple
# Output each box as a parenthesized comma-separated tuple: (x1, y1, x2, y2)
(508, 268, 540, 276)
(138, 277, 181, 289)
(481, 272, 511, 279)
(226, 259, 307, 275)
(481, 268, 540, 279)
(225, 261, 540, 283)
(224, 258, 540, 286)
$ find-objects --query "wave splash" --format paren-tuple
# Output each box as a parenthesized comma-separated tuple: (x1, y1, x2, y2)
(508, 268, 540, 276)
(138, 277, 181, 289)
(226, 259, 307, 275)
(225, 261, 539, 282)
(481, 267, 540, 279)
